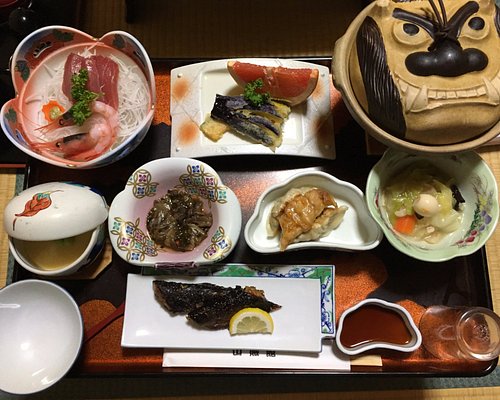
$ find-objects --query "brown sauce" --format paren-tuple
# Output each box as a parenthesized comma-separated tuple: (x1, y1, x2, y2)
(340, 304, 413, 348)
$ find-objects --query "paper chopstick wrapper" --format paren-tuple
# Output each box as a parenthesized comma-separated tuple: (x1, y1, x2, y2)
(163, 339, 351, 370)
(350, 354, 383, 367)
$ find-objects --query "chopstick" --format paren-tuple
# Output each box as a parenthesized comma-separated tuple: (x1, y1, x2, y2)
(83, 301, 126, 343)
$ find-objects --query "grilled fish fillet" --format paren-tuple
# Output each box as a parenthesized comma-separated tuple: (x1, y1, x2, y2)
(152, 281, 281, 330)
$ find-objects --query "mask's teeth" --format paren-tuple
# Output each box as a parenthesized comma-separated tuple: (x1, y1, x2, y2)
(483, 77, 500, 104)
(405, 84, 428, 111)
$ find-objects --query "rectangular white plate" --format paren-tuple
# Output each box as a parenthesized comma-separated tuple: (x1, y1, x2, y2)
(142, 263, 335, 336)
(170, 58, 335, 159)
(122, 275, 322, 352)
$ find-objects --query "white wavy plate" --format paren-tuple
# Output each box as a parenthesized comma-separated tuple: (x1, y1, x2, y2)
(122, 275, 322, 352)
(170, 58, 335, 159)
(244, 171, 383, 253)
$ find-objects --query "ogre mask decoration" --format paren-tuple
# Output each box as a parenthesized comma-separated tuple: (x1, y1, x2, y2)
(350, 0, 500, 145)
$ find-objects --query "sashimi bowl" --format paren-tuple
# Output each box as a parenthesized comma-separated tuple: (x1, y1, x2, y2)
(0, 25, 156, 169)
(244, 170, 383, 253)
(366, 148, 499, 262)
(108, 157, 242, 268)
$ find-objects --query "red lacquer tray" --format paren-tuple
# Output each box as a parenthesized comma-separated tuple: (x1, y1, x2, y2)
(11, 59, 497, 378)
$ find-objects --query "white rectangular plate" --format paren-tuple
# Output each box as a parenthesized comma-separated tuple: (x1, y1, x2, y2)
(170, 58, 335, 159)
(142, 263, 335, 336)
(122, 275, 322, 352)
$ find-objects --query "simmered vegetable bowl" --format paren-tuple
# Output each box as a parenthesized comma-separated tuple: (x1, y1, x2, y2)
(382, 165, 465, 245)
(366, 148, 499, 262)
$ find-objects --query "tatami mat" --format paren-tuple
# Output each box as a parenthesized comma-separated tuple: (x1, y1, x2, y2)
(79, 0, 366, 58)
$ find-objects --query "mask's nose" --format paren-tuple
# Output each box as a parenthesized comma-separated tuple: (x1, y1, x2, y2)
(405, 39, 488, 77)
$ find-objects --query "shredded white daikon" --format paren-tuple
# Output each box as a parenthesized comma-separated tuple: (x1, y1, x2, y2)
(109, 54, 151, 141)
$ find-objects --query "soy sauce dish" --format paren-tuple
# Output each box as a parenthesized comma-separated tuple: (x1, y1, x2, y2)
(244, 171, 382, 253)
(336, 298, 422, 356)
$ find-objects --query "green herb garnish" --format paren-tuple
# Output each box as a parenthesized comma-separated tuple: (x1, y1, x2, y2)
(69, 69, 101, 125)
(244, 78, 270, 107)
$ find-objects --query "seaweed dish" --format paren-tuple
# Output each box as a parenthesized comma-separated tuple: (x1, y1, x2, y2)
(146, 189, 213, 252)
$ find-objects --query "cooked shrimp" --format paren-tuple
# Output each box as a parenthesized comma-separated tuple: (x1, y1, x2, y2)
(31, 101, 119, 162)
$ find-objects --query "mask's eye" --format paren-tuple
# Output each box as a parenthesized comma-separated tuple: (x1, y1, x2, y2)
(393, 20, 431, 45)
(468, 17, 485, 30)
(461, 16, 489, 39)
(403, 23, 420, 36)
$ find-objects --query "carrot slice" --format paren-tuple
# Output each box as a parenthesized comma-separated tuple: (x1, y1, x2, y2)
(393, 215, 417, 234)
(42, 100, 65, 122)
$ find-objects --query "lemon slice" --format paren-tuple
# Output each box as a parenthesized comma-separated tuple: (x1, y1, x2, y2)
(228, 307, 274, 335)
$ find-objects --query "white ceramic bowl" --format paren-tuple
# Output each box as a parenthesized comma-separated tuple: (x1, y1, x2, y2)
(108, 157, 242, 267)
(244, 170, 383, 253)
(366, 148, 499, 262)
(3, 182, 109, 276)
(336, 298, 422, 356)
(0, 280, 83, 394)
(0, 25, 156, 169)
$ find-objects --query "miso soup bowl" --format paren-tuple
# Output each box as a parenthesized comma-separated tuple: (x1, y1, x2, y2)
(366, 148, 499, 262)
(0, 25, 156, 169)
(4, 182, 109, 276)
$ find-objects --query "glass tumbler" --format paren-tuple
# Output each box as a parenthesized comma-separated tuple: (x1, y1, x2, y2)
(419, 305, 500, 361)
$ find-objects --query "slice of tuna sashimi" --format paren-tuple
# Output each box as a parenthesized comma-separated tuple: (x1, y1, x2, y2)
(62, 53, 119, 110)
(61, 53, 85, 99)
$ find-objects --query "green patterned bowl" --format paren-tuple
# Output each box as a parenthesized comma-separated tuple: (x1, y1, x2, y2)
(366, 148, 499, 262)
(108, 157, 241, 268)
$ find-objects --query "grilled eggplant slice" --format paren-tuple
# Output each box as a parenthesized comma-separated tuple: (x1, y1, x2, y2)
(201, 95, 291, 150)
(152, 280, 281, 330)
